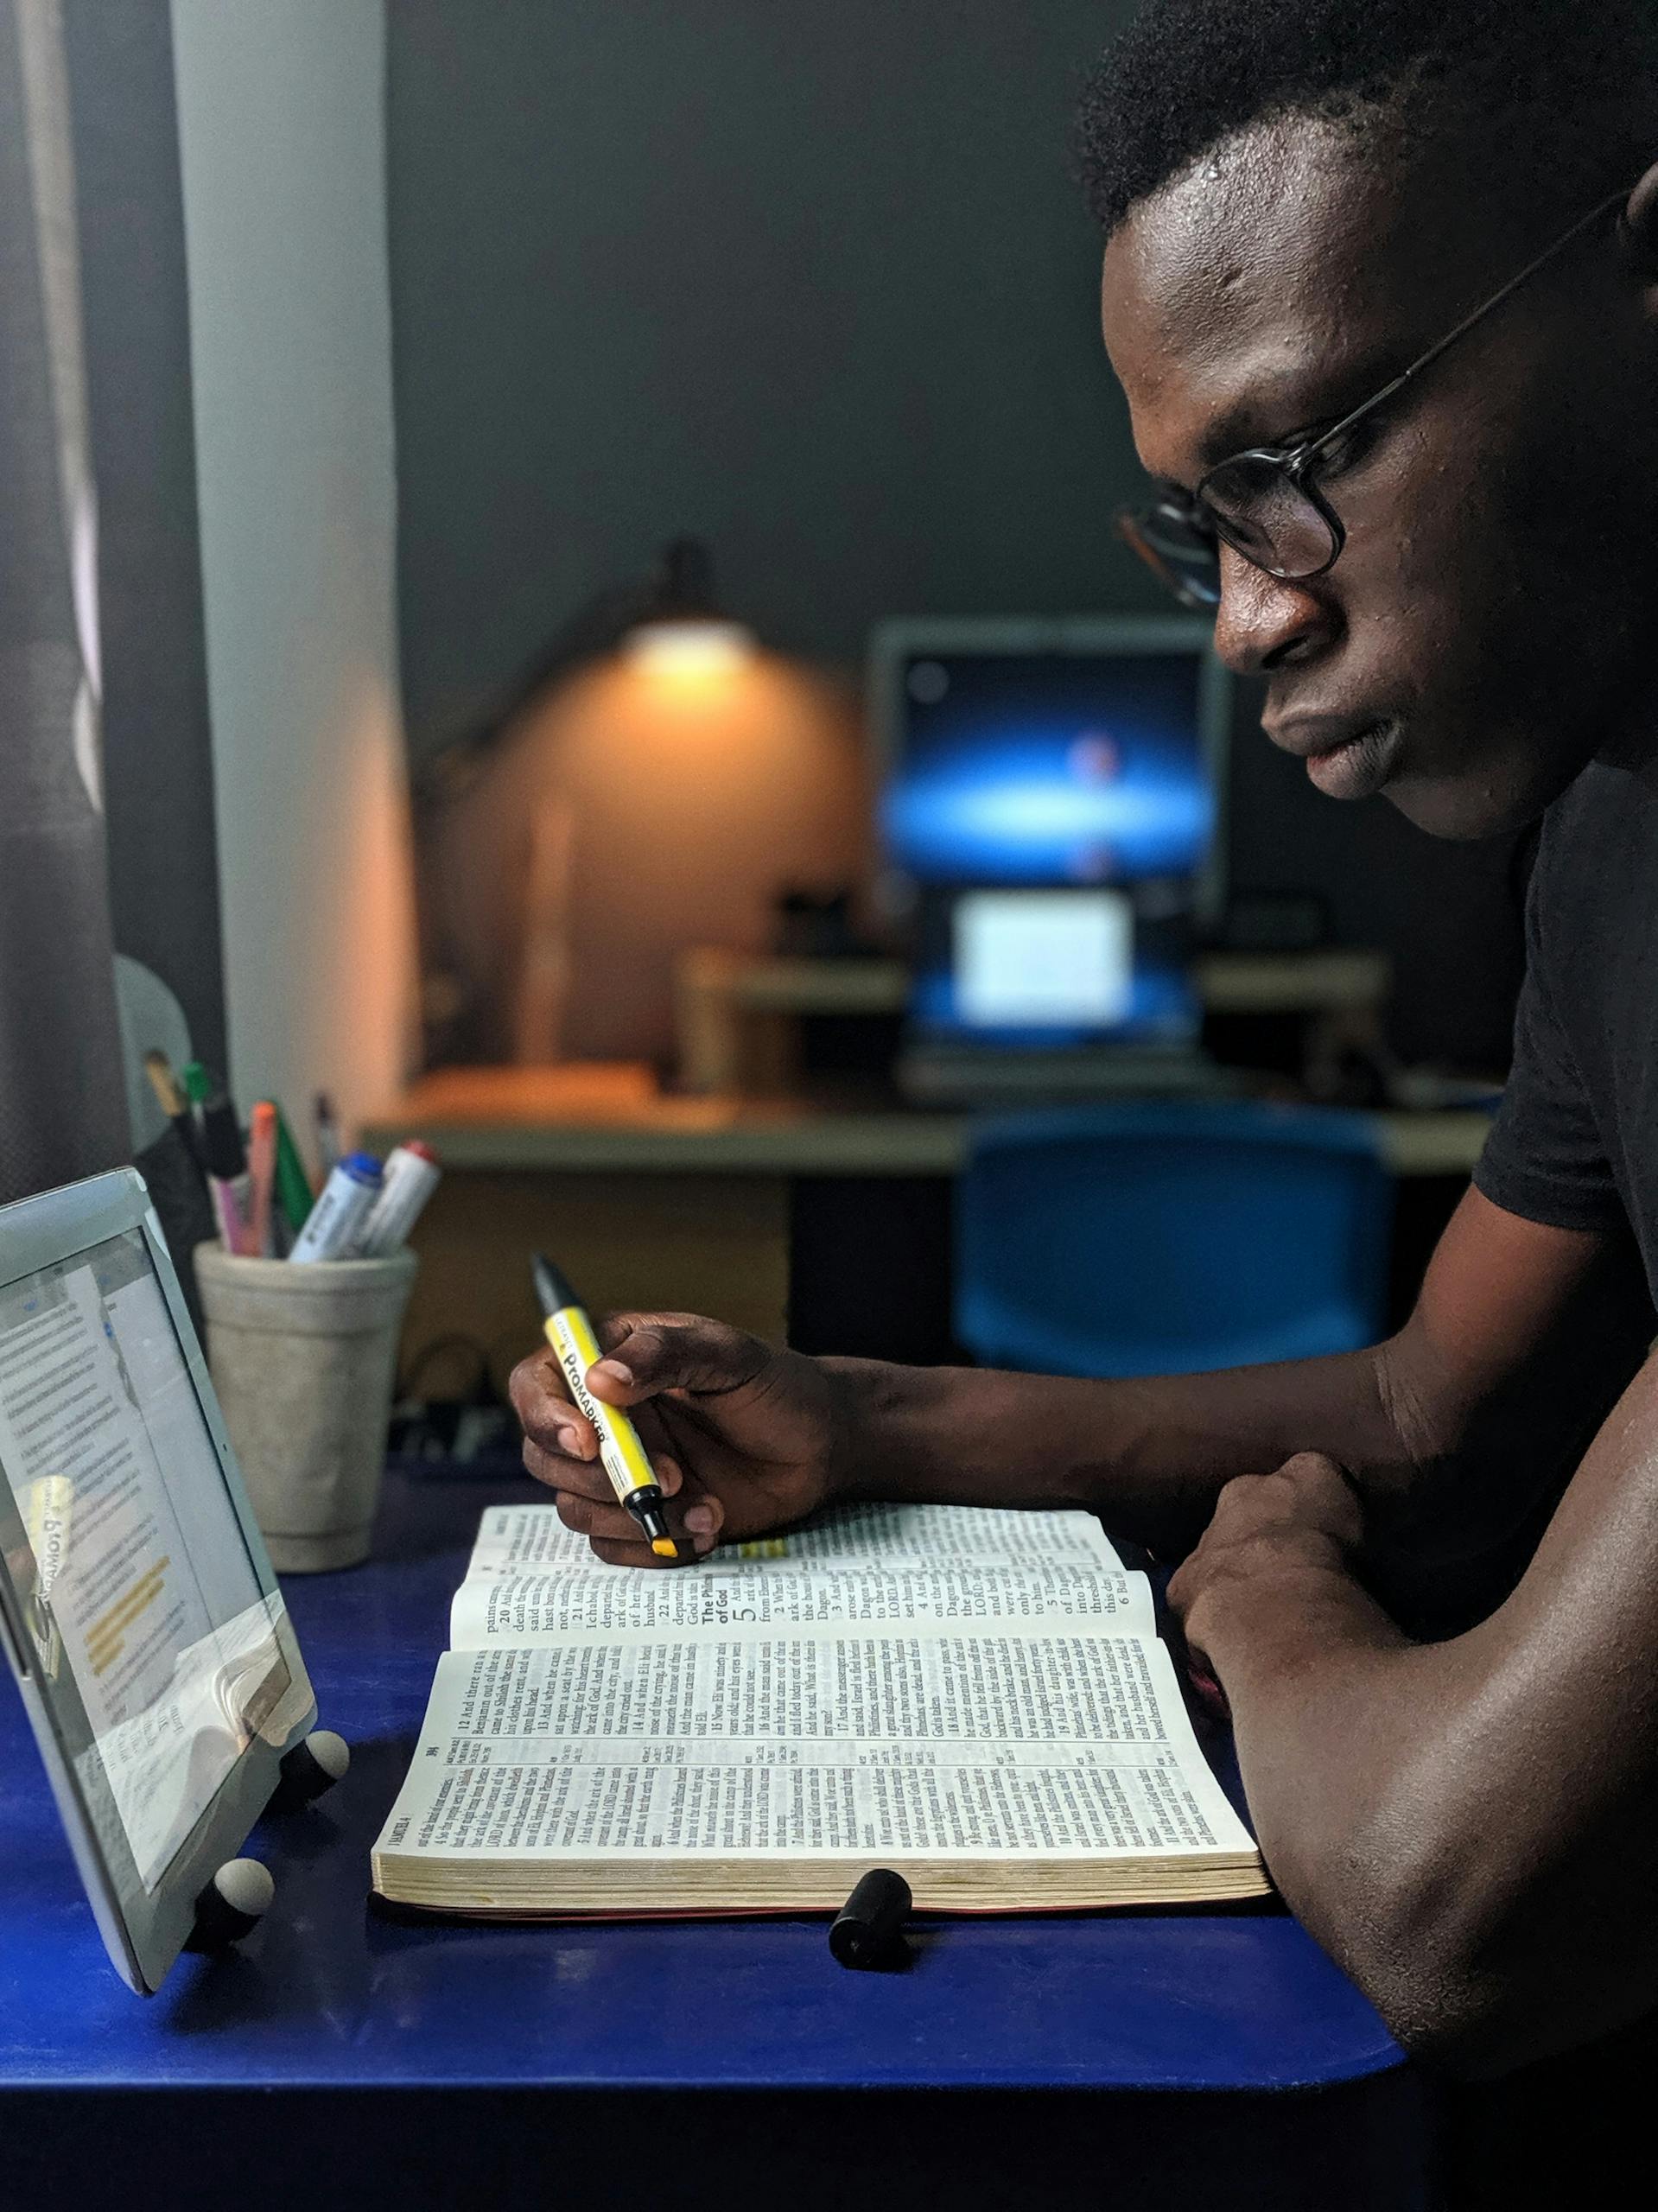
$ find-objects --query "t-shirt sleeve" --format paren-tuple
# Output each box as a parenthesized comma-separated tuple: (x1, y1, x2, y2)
(1473, 882, 1623, 1233)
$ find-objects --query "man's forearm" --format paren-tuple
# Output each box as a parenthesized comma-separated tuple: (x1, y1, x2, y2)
(818, 1192, 1622, 1560)
(820, 1345, 1419, 1554)
(1174, 1513, 1471, 2050)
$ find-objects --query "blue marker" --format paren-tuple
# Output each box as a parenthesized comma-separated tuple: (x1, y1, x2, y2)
(289, 1152, 383, 1262)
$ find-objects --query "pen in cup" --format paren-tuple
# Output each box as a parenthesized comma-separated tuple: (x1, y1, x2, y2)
(181, 1058, 212, 1146)
(314, 1091, 342, 1178)
(274, 1107, 316, 1236)
(355, 1141, 441, 1257)
(531, 1254, 678, 1560)
(196, 1072, 250, 1254)
(245, 1101, 278, 1258)
(289, 1152, 384, 1262)
(142, 1051, 204, 1168)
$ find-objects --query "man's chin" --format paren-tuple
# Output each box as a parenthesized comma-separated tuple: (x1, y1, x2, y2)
(1383, 759, 1572, 842)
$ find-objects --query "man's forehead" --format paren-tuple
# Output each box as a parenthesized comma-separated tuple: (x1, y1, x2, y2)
(1102, 119, 1471, 478)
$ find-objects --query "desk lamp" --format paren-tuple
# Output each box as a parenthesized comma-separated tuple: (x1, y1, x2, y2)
(426, 537, 756, 791)
(622, 537, 755, 679)
(416, 537, 861, 1070)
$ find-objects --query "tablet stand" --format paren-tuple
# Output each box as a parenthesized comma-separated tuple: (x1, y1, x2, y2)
(270, 1727, 351, 1812)
(185, 1858, 275, 1952)
(183, 1731, 352, 1954)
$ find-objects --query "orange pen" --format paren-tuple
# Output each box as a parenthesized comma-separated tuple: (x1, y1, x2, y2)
(245, 1101, 278, 1258)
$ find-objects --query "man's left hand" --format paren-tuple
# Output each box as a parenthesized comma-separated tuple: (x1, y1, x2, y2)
(1166, 1451, 1365, 1692)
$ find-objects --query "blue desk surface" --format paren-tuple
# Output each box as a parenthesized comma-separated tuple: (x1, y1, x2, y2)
(0, 1465, 1403, 2097)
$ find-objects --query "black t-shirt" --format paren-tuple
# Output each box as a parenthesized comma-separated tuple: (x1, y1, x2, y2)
(1456, 756, 1658, 2202)
(1475, 756, 1658, 1293)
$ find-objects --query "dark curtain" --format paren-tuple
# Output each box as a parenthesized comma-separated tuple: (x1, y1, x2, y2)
(0, 0, 128, 1205)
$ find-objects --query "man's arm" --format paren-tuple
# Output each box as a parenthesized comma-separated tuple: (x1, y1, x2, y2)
(1168, 1340, 1658, 2076)
(516, 1186, 1620, 1575)
(826, 1187, 1616, 1555)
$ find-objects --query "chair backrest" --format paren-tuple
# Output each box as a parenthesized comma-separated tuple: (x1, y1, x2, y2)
(955, 1101, 1393, 1377)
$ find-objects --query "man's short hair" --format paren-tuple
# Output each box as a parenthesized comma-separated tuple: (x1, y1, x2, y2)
(1077, 0, 1658, 238)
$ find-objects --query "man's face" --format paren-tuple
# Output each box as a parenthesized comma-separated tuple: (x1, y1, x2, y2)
(1102, 122, 1658, 839)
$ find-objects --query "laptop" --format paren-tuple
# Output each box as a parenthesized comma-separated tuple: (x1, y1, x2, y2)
(868, 615, 1232, 1104)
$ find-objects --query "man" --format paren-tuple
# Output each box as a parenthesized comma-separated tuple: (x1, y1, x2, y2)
(513, 0, 1658, 2116)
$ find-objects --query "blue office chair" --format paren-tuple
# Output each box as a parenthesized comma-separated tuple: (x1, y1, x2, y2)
(955, 1100, 1394, 1377)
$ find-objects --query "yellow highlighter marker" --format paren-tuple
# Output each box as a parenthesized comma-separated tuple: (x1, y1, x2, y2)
(532, 1254, 678, 1559)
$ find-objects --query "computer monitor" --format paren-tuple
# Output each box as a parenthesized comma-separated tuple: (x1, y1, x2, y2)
(868, 618, 1229, 1056)
(869, 614, 1229, 915)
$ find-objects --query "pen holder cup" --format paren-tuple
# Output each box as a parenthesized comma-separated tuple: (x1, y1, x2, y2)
(195, 1246, 418, 1573)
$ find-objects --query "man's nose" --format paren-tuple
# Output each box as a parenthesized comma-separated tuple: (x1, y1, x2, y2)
(1210, 543, 1339, 675)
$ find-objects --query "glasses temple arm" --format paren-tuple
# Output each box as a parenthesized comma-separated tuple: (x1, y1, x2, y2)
(1298, 186, 1631, 468)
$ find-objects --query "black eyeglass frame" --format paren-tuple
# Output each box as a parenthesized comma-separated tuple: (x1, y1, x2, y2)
(1117, 184, 1632, 609)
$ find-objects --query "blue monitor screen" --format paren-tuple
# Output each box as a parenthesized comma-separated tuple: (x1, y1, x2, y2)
(882, 650, 1216, 888)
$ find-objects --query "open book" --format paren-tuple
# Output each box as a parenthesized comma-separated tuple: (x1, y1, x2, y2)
(371, 1502, 1268, 1916)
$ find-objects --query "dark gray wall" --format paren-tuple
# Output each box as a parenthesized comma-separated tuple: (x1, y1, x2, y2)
(388, 0, 1142, 757)
(386, 0, 1524, 1066)
(66, 0, 227, 1077)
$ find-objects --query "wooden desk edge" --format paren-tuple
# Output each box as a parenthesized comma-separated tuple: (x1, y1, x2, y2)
(362, 1106, 1492, 1180)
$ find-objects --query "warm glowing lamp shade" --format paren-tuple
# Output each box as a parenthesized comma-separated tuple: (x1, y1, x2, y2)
(416, 533, 852, 1069)
(622, 617, 756, 679)
(619, 537, 755, 682)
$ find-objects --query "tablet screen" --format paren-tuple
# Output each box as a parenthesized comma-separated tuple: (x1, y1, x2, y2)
(0, 1230, 291, 1891)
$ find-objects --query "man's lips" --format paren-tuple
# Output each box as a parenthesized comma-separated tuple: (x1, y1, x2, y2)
(1265, 715, 1405, 802)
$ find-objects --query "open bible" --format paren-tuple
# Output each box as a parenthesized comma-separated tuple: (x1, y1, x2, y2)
(371, 1502, 1268, 1916)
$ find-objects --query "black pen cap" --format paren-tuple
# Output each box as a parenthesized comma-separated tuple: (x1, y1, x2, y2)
(829, 1867, 912, 1967)
(200, 1091, 245, 1181)
(531, 1254, 581, 1318)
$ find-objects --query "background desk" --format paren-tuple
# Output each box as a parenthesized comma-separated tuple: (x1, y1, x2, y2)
(0, 1465, 1431, 2212)
(362, 1067, 1495, 1398)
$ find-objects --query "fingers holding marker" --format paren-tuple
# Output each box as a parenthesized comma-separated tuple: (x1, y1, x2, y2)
(580, 1313, 769, 1407)
(531, 1265, 696, 1561)
(508, 1344, 599, 1460)
(554, 1477, 724, 1562)
(522, 1430, 683, 1503)
(522, 1434, 607, 1501)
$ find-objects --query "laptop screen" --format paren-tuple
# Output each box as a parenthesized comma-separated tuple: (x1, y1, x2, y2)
(953, 890, 1134, 1028)
(911, 886, 1200, 1048)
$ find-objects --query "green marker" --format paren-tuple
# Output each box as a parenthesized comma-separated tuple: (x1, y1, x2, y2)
(274, 1109, 315, 1233)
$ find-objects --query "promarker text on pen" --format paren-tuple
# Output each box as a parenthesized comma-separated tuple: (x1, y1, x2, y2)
(531, 1254, 678, 1560)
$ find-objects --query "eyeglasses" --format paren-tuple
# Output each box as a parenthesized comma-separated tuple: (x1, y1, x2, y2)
(1116, 185, 1631, 610)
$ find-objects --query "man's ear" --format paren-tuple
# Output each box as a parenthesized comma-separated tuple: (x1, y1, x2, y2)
(1620, 161, 1658, 281)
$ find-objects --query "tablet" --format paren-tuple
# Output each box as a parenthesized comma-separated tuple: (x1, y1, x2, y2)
(0, 1168, 315, 1993)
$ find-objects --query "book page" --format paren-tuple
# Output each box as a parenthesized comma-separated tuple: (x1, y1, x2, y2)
(466, 1501, 1124, 1580)
(451, 1559, 1153, 1647)
(375, 1628, 1252, 1863)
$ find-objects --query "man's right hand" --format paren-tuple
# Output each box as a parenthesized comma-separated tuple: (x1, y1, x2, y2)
(508, 1313, 849, 1567)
